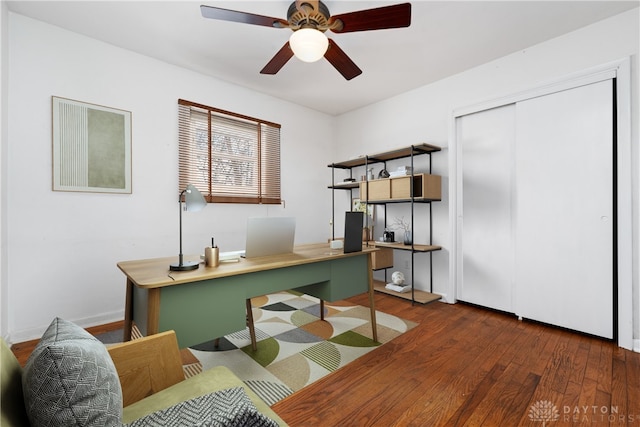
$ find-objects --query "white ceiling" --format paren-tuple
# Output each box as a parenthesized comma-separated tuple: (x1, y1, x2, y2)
(7, 1, 639, 115)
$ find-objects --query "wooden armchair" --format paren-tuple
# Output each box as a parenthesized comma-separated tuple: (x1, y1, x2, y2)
(1, 330, 287, 426)
(106, 331, 186, 407)
(107, 331, 287, 424)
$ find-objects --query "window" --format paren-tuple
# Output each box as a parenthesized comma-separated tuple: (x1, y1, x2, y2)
(178, 99, 281, 204)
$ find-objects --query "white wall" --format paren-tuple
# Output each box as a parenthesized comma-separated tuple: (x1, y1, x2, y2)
(334, 9, 639, 346)
(1, 1, 8, 339)
(5, 13, 335, 343)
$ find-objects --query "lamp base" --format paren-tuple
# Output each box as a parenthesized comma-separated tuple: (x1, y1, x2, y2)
(169, 261, 200, 271)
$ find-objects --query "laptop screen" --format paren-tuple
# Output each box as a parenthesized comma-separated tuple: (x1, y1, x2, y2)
(244, 217, 296, 258)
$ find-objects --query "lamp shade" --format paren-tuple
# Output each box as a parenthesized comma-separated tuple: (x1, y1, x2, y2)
(289, 28, 329, 63)
(184, 184, 206, 212)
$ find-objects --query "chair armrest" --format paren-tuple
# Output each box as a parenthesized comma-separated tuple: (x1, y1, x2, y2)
(107, 331, 185, 407)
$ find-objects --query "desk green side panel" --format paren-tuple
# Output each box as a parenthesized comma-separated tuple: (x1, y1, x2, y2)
(243, 261, 330, 298)
(158, 278, 247, 349)
(294, 254, 369, 301)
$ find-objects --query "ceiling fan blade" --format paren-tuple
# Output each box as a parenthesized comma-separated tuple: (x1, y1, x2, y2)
(329, 3, 411, 33)
(200, 5, 289, 28)
(260, 42, 294, 75)
(324, 39, 362, 80)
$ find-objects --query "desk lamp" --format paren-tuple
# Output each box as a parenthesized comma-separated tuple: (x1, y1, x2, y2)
(170, 184, 206, 271)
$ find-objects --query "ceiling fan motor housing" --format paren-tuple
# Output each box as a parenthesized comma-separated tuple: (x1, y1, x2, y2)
(287, 1, 331, 30)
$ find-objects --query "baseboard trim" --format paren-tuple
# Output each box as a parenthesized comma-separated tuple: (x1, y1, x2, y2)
(7, 310, 124, 345)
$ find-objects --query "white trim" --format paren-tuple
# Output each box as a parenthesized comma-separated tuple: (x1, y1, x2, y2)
(453, 59, 621, 118)
(449, 57, 634, 350)
(6, 309, 125, 345)
(614, 58, 633, 351)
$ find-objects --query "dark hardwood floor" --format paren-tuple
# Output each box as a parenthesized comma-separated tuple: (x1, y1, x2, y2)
(273, 293, 640, 426)
(11, 293, 639, 426)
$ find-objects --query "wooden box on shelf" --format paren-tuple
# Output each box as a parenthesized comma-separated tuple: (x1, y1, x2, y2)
(360, 179, 390, 200)
(371, 247, 393, 270)
(390, 176, 412, 199)
(360, 173, 442, 201)
(391, 174, 441, 200)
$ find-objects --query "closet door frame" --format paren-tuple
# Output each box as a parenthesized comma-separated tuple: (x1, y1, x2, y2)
(449, 57, 633, 350)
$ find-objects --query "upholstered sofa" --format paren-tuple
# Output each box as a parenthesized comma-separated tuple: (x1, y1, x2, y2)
(1, 318, 287, 426)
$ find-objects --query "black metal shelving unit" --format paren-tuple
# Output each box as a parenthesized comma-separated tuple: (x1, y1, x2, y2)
(328, 143, 442, 304)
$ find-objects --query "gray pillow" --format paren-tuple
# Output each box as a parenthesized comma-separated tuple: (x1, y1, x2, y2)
(22, 317, 123, 426)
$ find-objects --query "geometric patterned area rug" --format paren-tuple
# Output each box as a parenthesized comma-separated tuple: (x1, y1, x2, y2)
(180, 291, 417, 406)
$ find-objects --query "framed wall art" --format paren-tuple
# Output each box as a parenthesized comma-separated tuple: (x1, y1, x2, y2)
(52, 96, 132, 193)
(352, 198, 374, 219)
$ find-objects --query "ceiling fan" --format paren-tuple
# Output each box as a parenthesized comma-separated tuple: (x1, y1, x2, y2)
(200, 1, 412, 80)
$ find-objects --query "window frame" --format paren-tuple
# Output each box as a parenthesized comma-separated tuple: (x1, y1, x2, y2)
(178, 99, 281, 204)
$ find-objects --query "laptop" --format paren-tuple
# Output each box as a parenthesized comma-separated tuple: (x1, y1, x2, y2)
(243, 217, 296, 258)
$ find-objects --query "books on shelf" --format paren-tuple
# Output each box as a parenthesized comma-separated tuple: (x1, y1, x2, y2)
(388, 166, 413, 177)
(385, 283, 411, 293)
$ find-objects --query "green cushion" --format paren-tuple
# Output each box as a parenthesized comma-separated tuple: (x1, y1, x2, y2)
(1, 338, 30, 427)
(122, 366, 287, 426)
(22, 317, 123, 426)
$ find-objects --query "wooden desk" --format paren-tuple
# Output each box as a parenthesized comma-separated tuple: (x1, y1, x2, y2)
(118, 243, 378, 348)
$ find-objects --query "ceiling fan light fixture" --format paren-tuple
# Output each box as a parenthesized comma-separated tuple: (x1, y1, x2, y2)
(289, 28, 328, 62)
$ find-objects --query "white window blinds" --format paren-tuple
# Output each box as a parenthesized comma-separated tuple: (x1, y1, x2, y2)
(178, 99, 281, 204)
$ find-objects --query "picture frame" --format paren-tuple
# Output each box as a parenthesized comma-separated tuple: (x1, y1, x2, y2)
(352, 198, 375, 241)
(52, 96, 132, 194)
(352, 198, 374, 219)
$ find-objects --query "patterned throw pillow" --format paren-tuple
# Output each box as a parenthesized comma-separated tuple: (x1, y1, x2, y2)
(22, 317, 123, 426)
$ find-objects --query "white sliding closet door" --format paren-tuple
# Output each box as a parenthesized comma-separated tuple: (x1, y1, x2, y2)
(514, 80, 614, 338)
(458, 105, 516, 312)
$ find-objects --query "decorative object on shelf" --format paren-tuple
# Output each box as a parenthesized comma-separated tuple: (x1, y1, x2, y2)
(383, 229, 395, 243)
(170, 184, 207, 271)
(385, 283, 411, 293)
(367, 167, 375, 181)
(386, 271, 410, 292)
(390, 216, 413, 245)
(52, 96, 132, 194)
(391, 271, 405, 285)
(378, 169, 390, 179)
(352, 198, 374, 241)
(389, 166, 413, 177)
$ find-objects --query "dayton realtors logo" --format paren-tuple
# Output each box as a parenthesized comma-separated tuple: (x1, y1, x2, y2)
(529, 400, 560, 426)
(529, 400, 639, 424)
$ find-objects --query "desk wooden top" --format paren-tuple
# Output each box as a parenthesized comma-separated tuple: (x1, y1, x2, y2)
(118, 243, 376, 289)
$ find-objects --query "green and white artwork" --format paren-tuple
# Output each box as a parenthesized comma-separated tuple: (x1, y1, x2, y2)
(52, 96, 131, 193)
